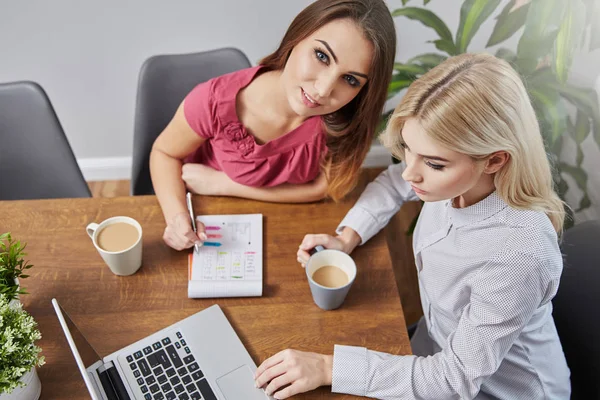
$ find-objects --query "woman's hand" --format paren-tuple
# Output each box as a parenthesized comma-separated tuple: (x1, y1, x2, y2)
(182, 163, 233, 196)
(296, 227, 362, 265)
(162, 212, 206, 251)
(254, 349, 333, 399)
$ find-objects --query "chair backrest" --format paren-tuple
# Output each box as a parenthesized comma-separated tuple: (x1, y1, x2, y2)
(131, 48, 251, 195)
(0, 81, 91, 200)
(553, 220, 600, 399)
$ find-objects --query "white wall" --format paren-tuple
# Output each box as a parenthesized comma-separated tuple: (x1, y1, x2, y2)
(1, 0, 598, 220)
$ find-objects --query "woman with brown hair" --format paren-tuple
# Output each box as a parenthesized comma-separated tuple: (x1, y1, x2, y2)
(150, 0, 396, 251)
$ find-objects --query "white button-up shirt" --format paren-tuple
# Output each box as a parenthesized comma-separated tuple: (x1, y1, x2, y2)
(331, 163, 570, 399)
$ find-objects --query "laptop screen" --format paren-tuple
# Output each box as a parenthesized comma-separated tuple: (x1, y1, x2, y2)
(58, 304, 103, 368)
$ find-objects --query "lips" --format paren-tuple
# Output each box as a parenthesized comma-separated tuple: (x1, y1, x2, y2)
(411, 185, 427, 195)
(301, 88, 320, 108)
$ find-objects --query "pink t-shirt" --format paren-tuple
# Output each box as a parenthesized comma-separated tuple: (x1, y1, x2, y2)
(183, 66, 327, 187)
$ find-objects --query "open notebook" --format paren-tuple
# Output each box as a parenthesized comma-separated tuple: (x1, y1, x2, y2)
(188, 214, 263, 298)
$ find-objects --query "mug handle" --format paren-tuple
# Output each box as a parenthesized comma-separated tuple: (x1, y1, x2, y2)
(308, 245, 325, 256)
(86, 223, 99, 240)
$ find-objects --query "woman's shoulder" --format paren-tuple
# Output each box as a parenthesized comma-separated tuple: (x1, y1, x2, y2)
(209, 65, 262, 100)
(493, 207, 562, 277)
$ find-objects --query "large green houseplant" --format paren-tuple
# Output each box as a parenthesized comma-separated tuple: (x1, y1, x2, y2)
(386, 0, 600, 229)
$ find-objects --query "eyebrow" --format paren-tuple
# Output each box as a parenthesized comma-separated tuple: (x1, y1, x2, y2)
(403, 142, 450, 162)
(315, 39, 369, 79)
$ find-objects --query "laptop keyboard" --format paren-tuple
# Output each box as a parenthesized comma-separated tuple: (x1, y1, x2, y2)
(126, 331, 217, 400)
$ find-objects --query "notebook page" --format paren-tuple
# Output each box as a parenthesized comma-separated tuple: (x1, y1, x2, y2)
(188, 214, 262, 298)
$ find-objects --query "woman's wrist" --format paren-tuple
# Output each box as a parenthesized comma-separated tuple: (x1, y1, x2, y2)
(337, 227, 361, 254)
(322, 354, 334, 386)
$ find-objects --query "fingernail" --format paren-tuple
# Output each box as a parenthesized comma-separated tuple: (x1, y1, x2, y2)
(254, 380, 258, 388)
(199, 232, 207, 241)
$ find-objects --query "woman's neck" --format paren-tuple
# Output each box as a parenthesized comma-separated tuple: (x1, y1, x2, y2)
(453, 174, 496, 208)
(246, 70, 306, 127)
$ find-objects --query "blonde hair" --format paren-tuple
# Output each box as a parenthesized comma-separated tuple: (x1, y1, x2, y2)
(381, 53, 566, 233)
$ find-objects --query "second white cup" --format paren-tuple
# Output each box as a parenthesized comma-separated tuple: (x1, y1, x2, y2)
(86, 216, 143, 276)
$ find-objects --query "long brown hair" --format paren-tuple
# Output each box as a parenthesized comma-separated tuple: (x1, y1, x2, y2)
(260, 0, 396, 200)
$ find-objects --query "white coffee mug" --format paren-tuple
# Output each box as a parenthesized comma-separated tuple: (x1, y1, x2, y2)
(306, 247, 357, 310)
(86, 216, 143, 276)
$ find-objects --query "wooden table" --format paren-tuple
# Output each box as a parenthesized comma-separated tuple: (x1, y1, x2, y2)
(1, 178, 410, 399)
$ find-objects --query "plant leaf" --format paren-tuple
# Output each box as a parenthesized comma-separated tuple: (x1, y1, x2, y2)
(556, 84, 600, 125)
(429, 39, 459, 55)
(424, 0, 432, 4)
(552, 0, 587, 84)
(406, 53, 448, 69)
(393, 62, 429, 75)
(560, 162, 588, 192)
(578, 193, 592, 211)
(529, 86, 568, 146)
(487, 0, 530, 47)
(378, 109, 394, 134)
(520, 0, 568, 41)
(516, 0, 568, 74)
(532, 69, 600, 128)
(402, 0, 411, 5)
(516, 29, 560, 75)
(456, 0, 501, 53)
(570, 110, 592, 144)
(388, 73, 415, 98)
(588, 0, 600, 51)
(594, 117, 600, 149)
(576, 145, 584, 166)
(495, 47, 517, 63)
(392, 7, 454, 42)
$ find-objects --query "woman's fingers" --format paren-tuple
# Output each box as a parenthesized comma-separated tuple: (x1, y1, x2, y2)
(259, 363, 290, 394)
(266, 372, 296, 398)
(297, 234, 346, 264)
(255, 351, 285, 384)
(196, 220, 208, 241)
(299, 234, 332, 251)
(272, 381, 304, 400)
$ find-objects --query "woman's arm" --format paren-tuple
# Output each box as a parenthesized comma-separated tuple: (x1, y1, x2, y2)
(183, 163, 328, 203)
(228, 172, 328, 203)
(335, 162, 420, 245)
(150, 102, 207, 249)
(256, 252, 556, 399)
(329, 252, 554, 400)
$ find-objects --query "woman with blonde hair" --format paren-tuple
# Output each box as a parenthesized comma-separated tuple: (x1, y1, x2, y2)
(150, 0, 396, 251)
(255, 53, 571, 399)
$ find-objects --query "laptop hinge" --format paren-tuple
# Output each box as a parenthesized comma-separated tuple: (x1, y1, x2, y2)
(97, 362, 131, 400)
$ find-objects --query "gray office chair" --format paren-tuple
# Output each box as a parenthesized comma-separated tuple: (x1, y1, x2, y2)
(0, 81, 91, 200)
(131, 48, 251, 195)
(553, 220, 600, 399)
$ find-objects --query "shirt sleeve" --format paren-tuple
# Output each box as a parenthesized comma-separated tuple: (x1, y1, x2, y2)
(183, 80, 215, 139)
(336, 162, 419, 244)
(332, 252, 554, 400)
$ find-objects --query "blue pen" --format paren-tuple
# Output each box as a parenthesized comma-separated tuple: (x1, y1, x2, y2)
(203, 242, 222, 247)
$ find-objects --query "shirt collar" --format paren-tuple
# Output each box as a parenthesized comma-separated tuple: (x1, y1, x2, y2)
(447, 191, 507, 228)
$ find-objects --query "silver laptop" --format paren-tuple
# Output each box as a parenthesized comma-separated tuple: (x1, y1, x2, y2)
(52, 298, 271, 400)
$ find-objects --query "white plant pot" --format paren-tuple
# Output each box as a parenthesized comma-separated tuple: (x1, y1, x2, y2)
(0, 368, 41, 400)
(9, 278, 20, 308)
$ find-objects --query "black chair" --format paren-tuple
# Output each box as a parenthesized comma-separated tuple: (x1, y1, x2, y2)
(131, 48, 251, 195)
(553, 220, 600, 399)
(0, 81, 91, 200)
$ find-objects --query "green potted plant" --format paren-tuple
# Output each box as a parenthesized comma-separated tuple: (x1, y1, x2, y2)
(0, 233, 33, 304)
(0, 294, 44, 399)
(386, 0, 600, 231)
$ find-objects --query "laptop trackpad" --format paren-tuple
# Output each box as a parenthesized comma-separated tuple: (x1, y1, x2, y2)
(217, 365, 271, 400)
